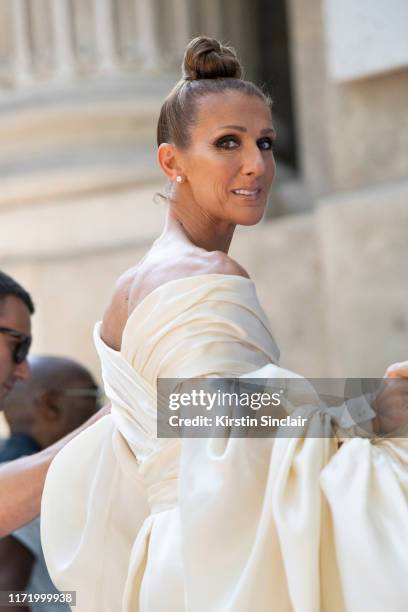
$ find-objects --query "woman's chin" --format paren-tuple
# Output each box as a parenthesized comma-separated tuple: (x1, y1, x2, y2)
(234, 207, 266, 226)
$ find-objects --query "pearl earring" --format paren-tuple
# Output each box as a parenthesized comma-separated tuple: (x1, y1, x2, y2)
(176, 175, 183, 184)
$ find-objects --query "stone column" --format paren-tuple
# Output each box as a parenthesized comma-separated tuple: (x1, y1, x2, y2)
(198, 0, 223, 40)
(12, 0, 32, 85)
(172, 0, 191, 57)
(94, 0, 117, 72)
(134, 0, 161, 70)
(52, 0, 75, 79)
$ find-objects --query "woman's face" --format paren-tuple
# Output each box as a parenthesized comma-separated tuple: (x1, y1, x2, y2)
(178, 90, 276, 226)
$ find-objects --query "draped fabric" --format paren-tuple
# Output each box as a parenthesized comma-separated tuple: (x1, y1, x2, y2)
(40, 275, 408, 611)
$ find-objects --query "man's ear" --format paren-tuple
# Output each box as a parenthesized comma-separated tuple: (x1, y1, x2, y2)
(39, 390, 61, 422)
(157, 143, 184, 181)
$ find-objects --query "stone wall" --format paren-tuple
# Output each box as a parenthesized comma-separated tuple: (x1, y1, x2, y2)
(288, 0, 408, 200)
(317, 179, 408, 377)
(0, 0, 407, 394)
(0, 183, 165, 378)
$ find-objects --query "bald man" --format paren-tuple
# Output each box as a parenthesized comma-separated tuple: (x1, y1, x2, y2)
(0, 356, 100, 611)
(0, 355, 99, 461)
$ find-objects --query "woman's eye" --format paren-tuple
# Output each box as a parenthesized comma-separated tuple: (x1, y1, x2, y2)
(215, 136, 240, 150)
(257, 137, 274, 151)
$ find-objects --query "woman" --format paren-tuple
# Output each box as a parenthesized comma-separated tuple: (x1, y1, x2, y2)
(41, 38, 408, 611)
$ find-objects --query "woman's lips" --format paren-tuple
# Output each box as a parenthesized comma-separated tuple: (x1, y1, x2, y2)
(231, 188, 262, 200)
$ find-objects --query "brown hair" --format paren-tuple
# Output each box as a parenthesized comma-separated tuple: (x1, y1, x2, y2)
(157, 36, 272, 149)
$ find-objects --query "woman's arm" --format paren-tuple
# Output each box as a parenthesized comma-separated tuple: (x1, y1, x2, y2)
(0, 405, 110, 537)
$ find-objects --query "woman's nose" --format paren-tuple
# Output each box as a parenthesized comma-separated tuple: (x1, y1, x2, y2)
(242, 145, 265, 176)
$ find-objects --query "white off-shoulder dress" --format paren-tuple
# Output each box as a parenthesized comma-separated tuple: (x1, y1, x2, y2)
(40, 275, 408, 611)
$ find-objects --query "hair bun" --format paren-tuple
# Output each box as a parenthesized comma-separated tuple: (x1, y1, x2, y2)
(182, 36, 242, 80)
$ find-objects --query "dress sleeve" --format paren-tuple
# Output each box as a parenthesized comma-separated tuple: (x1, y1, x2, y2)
(178, 363, 408, 612)
(320, 437, 408, 612)
(178, 363, 337, 612)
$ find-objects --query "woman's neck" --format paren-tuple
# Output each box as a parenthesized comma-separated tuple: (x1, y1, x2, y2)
(165, 205, 235, 254)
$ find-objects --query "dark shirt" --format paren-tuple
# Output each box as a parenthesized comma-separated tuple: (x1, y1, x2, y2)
(0, 434, 40, 463)
(0, 433, 67, 611)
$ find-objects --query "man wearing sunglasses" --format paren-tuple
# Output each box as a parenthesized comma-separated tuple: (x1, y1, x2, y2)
(0, 273, 32, 402)
(0, 271, 108, 538)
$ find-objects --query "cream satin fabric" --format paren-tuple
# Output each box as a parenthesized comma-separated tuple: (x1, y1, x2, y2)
(40, 275, 408, 611)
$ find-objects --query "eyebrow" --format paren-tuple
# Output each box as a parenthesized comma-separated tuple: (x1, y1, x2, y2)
(218, 125, 276, 136)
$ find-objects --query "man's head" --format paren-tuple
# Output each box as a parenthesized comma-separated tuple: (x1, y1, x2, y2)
(3, 355, 100, 449)
(0, 272, 34, 401)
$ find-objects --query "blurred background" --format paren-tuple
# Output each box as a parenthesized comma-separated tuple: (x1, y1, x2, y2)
(0, 0, 407, 388)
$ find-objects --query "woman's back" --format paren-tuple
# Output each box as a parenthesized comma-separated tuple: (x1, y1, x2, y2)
(101, 217, 248, 352)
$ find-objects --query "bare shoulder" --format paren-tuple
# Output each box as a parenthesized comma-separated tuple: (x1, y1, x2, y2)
(127, 248, 249, 311)
(100, 246, 249, 351)
(206, 251, 250, 279)
(101, 266, 139, 350)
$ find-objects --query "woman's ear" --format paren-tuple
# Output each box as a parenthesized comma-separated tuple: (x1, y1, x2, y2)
(157, 143, 184, 181)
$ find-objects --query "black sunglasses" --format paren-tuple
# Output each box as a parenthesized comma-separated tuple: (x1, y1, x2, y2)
(0, 326, 32, 364)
